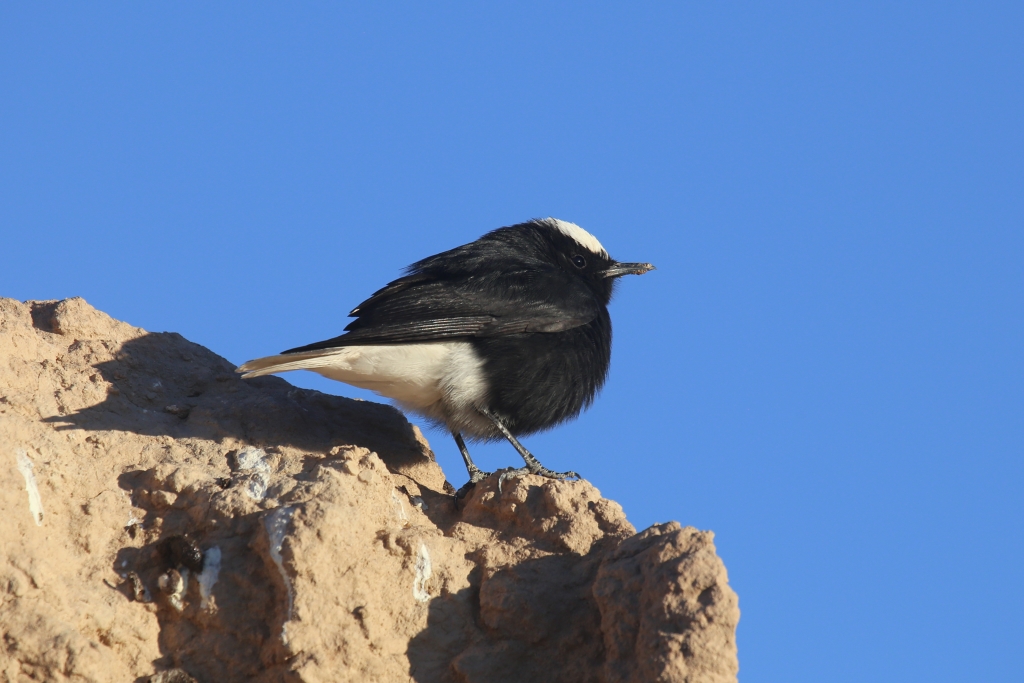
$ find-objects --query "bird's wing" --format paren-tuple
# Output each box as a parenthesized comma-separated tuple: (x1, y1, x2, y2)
(283, 265, 599, 353)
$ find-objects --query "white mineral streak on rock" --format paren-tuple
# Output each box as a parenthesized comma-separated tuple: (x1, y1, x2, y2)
(198, 546, 222, 610)
(15, 449, 44, 526)
(236, 446, 269, 471)
(122, 491, 140, 526)
(391, 489, 408, 523)
(265, 506, 295, 643)
(236, 446, 271, 500)
(412, 542, 432, 603)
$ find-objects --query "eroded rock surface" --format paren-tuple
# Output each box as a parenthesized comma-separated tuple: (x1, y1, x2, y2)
(0, 297, 739, 682)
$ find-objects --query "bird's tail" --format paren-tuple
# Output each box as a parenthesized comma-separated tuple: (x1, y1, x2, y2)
(236, 349, 346, 378)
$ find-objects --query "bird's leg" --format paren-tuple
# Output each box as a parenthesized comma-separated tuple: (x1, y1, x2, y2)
(452, 430, 495, 502)
(452, 430, 490, 484)
(477, 408, 581, 491)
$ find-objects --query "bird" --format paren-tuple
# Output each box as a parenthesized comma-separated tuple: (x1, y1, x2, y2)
(237, 218, 654, 491)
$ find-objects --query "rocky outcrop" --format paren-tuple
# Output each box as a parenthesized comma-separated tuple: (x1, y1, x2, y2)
(0, 297, 739, 682)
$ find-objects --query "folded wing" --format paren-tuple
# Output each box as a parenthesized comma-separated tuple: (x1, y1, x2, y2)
(281, 263, 599, 353)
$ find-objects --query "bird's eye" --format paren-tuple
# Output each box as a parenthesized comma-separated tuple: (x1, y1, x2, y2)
(571, 255, 586, 269)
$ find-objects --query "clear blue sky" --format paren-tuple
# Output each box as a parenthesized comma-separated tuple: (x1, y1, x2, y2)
(2, 3, 1021, 680)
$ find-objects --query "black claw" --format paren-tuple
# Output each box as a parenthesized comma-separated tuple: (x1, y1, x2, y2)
(497, 467, 530, 493)
(529, 465, 582, 482)
(453, 481, 475, 504)
(497, 466, 583, 493)
(456, 465, 584, 506)
(454, 469, 493, 505)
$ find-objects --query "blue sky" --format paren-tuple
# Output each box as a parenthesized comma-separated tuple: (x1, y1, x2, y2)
(2, 3, 1022, 680)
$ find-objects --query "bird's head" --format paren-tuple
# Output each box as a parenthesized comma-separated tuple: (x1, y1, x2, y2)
(522, 218, 655, 305)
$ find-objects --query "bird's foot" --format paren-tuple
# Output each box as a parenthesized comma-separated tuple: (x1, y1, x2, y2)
(496, 467, 529, 492)
(454, 467, 492, 503)
(497, 465, 582, 493)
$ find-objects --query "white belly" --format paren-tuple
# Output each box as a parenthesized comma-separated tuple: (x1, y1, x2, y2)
(312, 343, 469, 407)
(239, 341, 491, 433)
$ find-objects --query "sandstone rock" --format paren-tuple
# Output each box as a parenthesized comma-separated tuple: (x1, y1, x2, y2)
(0, 297, 739, 682)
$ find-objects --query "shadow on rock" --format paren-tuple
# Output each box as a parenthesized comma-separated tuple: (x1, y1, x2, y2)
(42, 331, 444, 492)
(407, 551, 607, 683)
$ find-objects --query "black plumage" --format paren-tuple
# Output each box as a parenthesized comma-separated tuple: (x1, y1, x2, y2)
(239, 218, 653, 489)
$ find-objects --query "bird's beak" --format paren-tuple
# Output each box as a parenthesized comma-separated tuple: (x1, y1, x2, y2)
(601, 261, 656, 278)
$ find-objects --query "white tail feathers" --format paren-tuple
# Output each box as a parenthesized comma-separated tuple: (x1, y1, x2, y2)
(236, 349, 345, 378)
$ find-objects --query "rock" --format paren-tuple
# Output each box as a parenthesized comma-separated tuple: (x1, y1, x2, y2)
(594, 523, 740, 683)
(0, 297, 740, 682)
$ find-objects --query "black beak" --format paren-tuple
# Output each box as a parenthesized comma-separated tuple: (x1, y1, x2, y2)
(601, 261, 656, 278)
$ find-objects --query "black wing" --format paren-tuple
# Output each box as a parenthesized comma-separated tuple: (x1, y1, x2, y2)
(283, 263, 599, 353)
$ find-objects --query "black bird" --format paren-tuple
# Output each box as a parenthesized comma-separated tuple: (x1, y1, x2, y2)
(238, 218, 653, 489)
